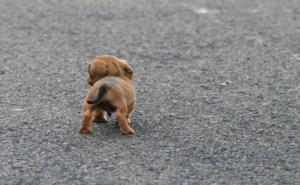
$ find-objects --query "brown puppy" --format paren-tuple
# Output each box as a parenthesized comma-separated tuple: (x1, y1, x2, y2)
(86, 55, 134, 123)
(79, 76, 136, 134)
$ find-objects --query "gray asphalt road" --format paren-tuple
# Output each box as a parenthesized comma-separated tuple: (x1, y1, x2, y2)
(0, 0, 300, 184)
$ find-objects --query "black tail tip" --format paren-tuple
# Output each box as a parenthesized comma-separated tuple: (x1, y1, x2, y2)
(86, 83, 108, 105)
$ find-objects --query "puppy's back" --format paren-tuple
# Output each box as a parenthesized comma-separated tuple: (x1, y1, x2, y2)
(86, 77, 135, 107)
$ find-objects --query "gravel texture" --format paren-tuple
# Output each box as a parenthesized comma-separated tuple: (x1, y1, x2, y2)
(0, 0, 300, 184)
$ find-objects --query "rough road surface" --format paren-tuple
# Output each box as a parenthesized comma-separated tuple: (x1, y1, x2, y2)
(0, 0, 300, 184)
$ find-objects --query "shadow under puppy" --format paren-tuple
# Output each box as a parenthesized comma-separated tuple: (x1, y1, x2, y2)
(79, 55, 136, 134)
(86, 55, 134, 123)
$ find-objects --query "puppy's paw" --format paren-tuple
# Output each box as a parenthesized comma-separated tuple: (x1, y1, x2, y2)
(79, 127, 92, 134)
(120, 127, 135, 135)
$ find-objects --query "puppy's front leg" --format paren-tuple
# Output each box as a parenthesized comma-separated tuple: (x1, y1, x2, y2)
(116, 109, 135, 134)
(79, 107, 93, 134)
(126, 103, 135, 124)
(126, 114, 131, 124)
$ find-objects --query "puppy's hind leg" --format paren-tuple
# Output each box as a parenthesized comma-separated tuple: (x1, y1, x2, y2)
(115, 105, 135, 134)
(79, 107, 93, 134)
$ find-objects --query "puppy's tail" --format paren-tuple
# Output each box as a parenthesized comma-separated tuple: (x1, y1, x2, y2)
(87, 84, 108, 105)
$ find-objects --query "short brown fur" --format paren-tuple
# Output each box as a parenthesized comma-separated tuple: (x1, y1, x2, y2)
(86, 55, 133, 86)
(79, 55, 136, 135)
(86, 55, 134, 123)
(79, 76, 136, 134)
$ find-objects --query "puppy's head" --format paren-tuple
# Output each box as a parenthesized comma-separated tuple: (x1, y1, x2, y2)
(86, 55, 134, 86)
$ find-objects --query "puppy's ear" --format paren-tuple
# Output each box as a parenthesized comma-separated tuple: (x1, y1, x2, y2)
(88, 63, 91, 72)
(87, 61, 108, 86)
(124, 63, 133, 79)
(86, 63, 93, 86)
